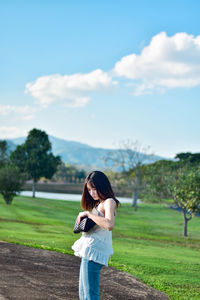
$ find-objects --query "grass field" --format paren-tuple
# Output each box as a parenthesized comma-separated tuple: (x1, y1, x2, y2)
(0, 195, 199, 300)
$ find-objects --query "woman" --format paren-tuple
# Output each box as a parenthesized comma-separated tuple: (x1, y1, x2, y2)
(72, 170, 120, 300)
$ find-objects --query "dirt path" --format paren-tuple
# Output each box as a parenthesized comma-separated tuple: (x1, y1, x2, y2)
(0, 242, 168, 300)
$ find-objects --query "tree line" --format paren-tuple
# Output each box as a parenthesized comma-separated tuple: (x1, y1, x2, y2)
(104, 140, 200, 237)
(0, 128, 86, 203)
(0, 130, 199, 237)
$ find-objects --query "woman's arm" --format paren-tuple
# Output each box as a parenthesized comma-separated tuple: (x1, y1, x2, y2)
(77, 198, 116, 231)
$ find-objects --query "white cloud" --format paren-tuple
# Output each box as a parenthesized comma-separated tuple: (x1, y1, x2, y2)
(0, 105, 37, 120)
(113, 32, 200, 94)
(25, 69, 117, 107)
(0, 127, 27, 139)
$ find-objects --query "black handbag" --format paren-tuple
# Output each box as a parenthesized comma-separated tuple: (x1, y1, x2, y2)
(73, 216, 96, 233)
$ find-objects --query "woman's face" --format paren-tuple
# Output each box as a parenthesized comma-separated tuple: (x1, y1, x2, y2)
(87, 183, 99, 201)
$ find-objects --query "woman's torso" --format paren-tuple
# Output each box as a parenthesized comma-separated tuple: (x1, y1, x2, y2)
(82, 204, 112, 242)
(72, 202, 113, 266)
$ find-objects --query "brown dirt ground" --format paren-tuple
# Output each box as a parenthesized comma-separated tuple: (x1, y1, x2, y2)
(0, 241, 169, 300)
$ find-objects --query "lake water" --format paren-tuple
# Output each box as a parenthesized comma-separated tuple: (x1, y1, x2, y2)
(20, 191, 133, 204)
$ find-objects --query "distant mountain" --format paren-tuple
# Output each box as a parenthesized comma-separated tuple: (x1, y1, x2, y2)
(8, 135, 166, 171)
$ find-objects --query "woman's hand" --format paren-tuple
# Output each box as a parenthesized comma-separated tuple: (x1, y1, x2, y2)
(76, 211, 89, 224)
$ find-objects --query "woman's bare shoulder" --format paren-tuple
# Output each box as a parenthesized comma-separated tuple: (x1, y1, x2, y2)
(104, 198, 116, 207)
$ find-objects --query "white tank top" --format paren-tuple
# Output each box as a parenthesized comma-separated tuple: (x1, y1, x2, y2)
(72, 204, 113, 266)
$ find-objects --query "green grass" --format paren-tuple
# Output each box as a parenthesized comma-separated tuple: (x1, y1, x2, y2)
(0, 195, 200, 300)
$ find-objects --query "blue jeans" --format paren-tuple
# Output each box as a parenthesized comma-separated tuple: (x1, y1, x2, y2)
(79, 257, 103, 300)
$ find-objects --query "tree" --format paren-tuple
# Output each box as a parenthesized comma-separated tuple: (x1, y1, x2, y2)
(143, 158, 200, 237)
(175, 152, 192, 161)
(172, 168, 200, 237)
(0, 164, 25, 204)
(141, 160, 180, 202)
(105, 140, 155, 210)
(144, 153, 200, 202)
(10, 128, 61, 197)
(175, 152, 200, 165)
(0, 140, 9, 168)
(9, 144, 27, 173)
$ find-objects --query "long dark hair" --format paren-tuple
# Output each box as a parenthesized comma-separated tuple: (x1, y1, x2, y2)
(81, 170, 120, 211)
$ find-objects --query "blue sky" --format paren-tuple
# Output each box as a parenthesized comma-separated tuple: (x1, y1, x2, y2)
(1, 0, 200, 158)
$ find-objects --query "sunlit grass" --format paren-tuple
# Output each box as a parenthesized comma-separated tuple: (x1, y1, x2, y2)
(0, 195, 199, 299)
